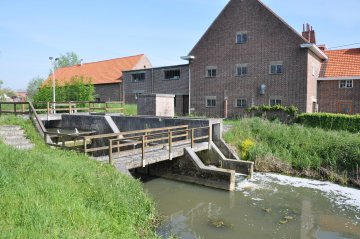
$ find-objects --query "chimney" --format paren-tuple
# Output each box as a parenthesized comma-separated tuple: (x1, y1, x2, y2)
(317, 44, 327, 51)
(302, 23, 316, 44)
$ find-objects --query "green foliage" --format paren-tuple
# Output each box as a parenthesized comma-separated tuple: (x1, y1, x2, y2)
(240, 139, 255, 160)
(26, 76, 44, 101)
(224, 118, 360, 181)
(55, 51, 81, 69)
(33, 76, 95, 102)
(246, 105, 299, 116)
(124, 104, 138, 116)
(296, 113, 360, 133)
(0, 116, 158, 238)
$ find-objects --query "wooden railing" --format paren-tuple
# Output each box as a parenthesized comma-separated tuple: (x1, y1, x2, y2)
(108, 126, 211, 167)
(32, 101, 124, 115)
(0, 101, 30, 115)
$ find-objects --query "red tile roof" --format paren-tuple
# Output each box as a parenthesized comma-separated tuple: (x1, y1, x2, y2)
(46, 54, 147, 85)
(320, 48, 360, 78)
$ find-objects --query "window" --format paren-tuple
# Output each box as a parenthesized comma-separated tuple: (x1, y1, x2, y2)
(164, 69, 180, 80)
(236, 99, 247, 108)
(270, 97, 282, 106)
(338, 102, 352, 114)
(236, 32, 248, 44)
(236, 64, 248, 76)
(206, 96, 216, 108)
(206, 66, 217, 77)
(270, 62, 283, 74)
(339, 80, 353, 88)
(131, 72, 145, 82)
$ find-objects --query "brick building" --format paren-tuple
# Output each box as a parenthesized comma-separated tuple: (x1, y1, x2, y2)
(123, 64, 190, 115)
(123, 0, 330, 117)
(45, 54, 152, 101)
(188, 0, 328, 117)
(318, 48, 360, 114)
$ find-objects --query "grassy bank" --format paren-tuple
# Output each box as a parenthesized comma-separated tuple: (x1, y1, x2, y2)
(124, 104, 137, 116)
(0, 116, 158, 238)
(224, 118, 360, 185)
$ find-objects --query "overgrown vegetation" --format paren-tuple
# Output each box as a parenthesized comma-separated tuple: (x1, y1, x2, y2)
(0, 115, 158, 238)
(33, 77, 95, 102)
(124, 104, 137, 116)
(224, 118, 360, 185)
(296, 113, 360, 133)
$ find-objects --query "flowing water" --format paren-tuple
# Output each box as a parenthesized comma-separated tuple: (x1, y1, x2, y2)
(143, 173, 360, 239)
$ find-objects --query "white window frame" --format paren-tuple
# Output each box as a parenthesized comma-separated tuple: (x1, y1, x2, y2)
(269, 97, 282, 106)
(269, 61, 283, 74)
(205, 96, 217, 108)
(236, 31, 248, 44)
(339, 80, 353, 88)
(206, 66, 217, 78)
(236, 64, 248, 76)
(235, 98, 247, 108)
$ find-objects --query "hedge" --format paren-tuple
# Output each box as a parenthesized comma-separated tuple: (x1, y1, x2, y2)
(296, 113, 360, 133)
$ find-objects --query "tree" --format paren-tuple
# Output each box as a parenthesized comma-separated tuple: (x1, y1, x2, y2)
(0, 80, 16, 100)
(26, 77, 44, 101)
(33, 76, 94, 102)
(55, 52, 81, 70)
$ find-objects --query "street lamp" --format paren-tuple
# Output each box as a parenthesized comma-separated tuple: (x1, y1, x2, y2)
(180, 55, 195, 115)
(49, 57, 59, 112)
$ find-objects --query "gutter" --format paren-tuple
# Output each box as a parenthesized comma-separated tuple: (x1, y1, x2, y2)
(318, 76, 360, 81)
(300, 43, 328, 61)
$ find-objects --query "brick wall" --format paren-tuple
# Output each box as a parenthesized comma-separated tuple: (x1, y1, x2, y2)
(189, 0, 314, 118)
(318, 79, 360, 114)
(94, 83, 122, 101)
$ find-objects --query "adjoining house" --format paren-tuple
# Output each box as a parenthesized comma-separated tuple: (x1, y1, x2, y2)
(45, 54, 152, 101)
(318, 48, 360, 114)
(122, 64, 189, 115)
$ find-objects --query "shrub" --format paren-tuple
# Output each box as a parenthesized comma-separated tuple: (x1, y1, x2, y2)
(296, 113, 360, 133)
(240, 139, 255, 160)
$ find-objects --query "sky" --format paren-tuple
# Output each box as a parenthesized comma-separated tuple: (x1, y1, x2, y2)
(1, 0, 360, 91)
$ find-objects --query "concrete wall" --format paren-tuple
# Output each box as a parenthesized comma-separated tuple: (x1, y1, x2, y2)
(137, 94, 175, 117)
(147, 147, 236, 191)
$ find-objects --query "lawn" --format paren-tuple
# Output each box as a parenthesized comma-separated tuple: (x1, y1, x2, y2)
(0, 115, 158, 239)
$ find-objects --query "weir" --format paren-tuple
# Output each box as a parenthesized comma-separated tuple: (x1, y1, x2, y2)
(41, 114, 254, 191)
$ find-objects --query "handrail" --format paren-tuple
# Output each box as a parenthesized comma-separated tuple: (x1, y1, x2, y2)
(108, 126, 212, 167)
(0, 101, 29, 115)
(28, 101, 47, 134)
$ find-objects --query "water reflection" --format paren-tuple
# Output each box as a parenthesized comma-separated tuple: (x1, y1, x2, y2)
(144, 173, 360, 239)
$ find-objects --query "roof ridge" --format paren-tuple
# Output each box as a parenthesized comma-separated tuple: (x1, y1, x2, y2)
(56, 54, 145, 70)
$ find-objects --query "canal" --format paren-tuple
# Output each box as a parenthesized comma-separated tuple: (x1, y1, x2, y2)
(143, 173, 360, 239)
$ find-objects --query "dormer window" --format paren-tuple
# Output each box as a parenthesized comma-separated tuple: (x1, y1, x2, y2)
(236, 32, 248, 44)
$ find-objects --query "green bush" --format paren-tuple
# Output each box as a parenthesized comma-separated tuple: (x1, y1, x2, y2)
(296, 113, 360, 133)
(246, 105, 299, 116)
(33, 76, 95, 102)
(224, 118, 360, 180)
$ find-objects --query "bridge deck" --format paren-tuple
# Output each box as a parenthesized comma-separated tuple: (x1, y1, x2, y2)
(95, 140, 209, 169)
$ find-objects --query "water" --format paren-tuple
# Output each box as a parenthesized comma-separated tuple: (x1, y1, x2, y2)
(143, 173, 360, 239)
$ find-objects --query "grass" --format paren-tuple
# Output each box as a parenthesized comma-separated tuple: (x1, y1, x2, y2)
(124, 104, 137, 116)
(0, 115, 158, 238)
(224, 118, 360, 184)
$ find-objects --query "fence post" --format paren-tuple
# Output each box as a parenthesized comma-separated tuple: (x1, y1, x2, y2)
(14, 103, 17, 115)
(109, 140, 113, 165)
(84, 137, 87, 154)
(169, 131, 172, 160)
(191, 128, 194, 148)
(208, 126, 212, 150)
(69, 102, 72, 114)
(47, 102, 50, 115)
(142, 135, 146, 167)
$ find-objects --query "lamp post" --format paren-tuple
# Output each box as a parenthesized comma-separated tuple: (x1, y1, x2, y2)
(180, 55, 195, 115)
(49, 57, 59, 113)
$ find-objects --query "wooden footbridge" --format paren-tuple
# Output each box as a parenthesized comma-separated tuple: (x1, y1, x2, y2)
(45, 124, 212, 169)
